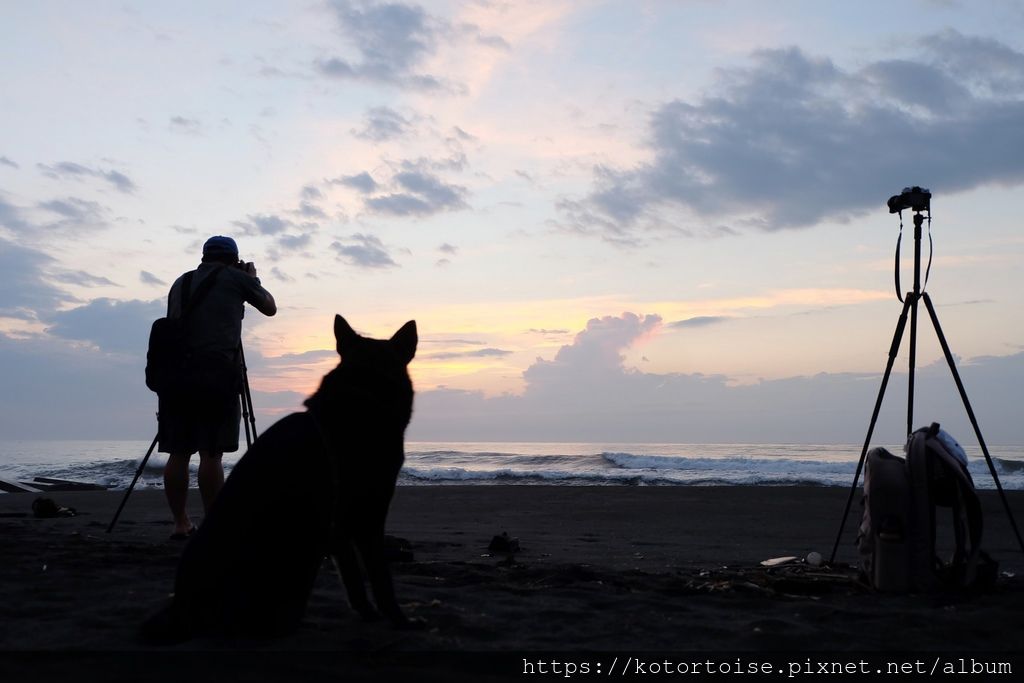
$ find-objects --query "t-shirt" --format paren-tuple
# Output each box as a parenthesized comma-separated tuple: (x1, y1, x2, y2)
(167, 263, 275, 361)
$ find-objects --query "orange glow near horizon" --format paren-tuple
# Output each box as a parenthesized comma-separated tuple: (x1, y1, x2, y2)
(241, 287, 893, 399)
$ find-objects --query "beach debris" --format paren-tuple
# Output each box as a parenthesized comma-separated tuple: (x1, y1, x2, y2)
(31, 497, 77, 518)
(760, 556, 799, 567)
(488, 531, 520, 554)
(805, 551, 823, 567)
(32, 477, 107, 492)
(683, 562, 865, 598)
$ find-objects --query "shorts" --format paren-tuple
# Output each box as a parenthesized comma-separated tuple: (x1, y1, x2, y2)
(158, 394, 242, 455)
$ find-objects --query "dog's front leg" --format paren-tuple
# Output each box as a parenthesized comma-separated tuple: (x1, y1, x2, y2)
(330, 538, 378, 621)
(354, 533, 425, 630)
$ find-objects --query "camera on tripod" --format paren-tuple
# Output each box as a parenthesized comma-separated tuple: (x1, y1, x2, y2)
(887, 186, 931, 214)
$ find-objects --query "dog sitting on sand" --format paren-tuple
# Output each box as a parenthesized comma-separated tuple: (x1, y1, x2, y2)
(143, 315, 420, 641)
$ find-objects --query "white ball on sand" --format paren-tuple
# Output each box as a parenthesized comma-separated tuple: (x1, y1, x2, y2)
(805, 551, 823, 567)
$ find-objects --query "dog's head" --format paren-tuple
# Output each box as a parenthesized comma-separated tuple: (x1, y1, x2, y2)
(333, 314, 417, 369)
(304, 315, 417, 435)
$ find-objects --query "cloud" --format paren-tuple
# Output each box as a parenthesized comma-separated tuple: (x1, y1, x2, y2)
(295, 184, 328, 220)
(45, 297, 164, 354)
(169, 116, 202, 135)
(37, 161, 137, 193)
(365, 169, 467, 216)
(140, 270, 166, 286)
(277, 232, 313, 251)
(438, 242, 458, 255)
(0, 237, 66, 320)
(37, 197, 110, 230)
(270, 266, 295, 282)
(297, 201, 327, 220)
(317, 0, 453, 91)
(330, 171, 379, 194)
(51, 270, 119, 288)
(421, 338, 484, 346)
(316, 0, 506, 92)
(426, 347, 513, 361)
(353, 106, 413, 141)
(0, 196, 32, 232)
(301, 185, 324, 201)
(233, 213, 292, 236)
(330, 233, 398, 268)
(3, 194, 111, 238)
(0, 332, 154, 439)
(0, 156, 18, 169)
(669, 315, 731, 329)
(528, 328, 570, 335)
(566, 31, 1024, 238)
(522, 313, 662, 392)
(0, 329, 305, 438)
(264, 349, 337, 366)
(409, 311, 1024, 443)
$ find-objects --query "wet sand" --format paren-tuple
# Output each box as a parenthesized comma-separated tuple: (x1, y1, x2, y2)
(1, 486, 1022, 679)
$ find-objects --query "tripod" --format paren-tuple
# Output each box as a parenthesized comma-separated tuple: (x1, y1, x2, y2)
(829, 210, 1024, 563)
(106, 343, 258, 533)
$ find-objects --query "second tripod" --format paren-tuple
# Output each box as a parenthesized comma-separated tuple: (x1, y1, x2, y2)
(829, 208, 1024, 562)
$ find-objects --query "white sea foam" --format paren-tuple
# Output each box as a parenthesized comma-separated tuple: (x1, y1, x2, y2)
(1, 440, 1021, 489)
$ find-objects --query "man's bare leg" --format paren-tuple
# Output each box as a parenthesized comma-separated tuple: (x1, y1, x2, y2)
(164, 451, 194, 536)
(197, 450, 224, 514)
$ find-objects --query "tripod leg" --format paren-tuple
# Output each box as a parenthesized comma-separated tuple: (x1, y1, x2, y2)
(240, 393, 252, 449)
(829, 296, 913, 564)
(239, 343, 258, 441)
(107, 431, 160, 533)
(243, 374, 258, 439)
(907, 294, 919, 437)
(922, 293, 1024, 554)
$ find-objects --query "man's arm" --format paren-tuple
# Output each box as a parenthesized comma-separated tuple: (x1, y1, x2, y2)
(240, 263, 277, 316)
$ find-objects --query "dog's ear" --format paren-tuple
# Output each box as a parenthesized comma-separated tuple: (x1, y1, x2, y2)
(334, 314, 359, 355)
(390, 320, 417, 365)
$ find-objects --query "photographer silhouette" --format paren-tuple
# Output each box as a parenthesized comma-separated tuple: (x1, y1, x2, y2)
(159, 236, 277, 539)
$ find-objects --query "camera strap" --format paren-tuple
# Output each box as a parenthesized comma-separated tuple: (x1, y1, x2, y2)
(894, 210, 934, 302)
(895, 212, 904, 303)
(923, 212, 933, 293)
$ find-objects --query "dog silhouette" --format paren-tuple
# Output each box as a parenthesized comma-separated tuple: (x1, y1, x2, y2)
(143, 315, 419, 640)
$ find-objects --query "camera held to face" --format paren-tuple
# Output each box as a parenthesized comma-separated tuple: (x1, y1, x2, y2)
(887, 186, 931, 214)
(234, 260, 257, 276)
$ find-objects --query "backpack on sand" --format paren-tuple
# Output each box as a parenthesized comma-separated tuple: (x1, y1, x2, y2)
(857, 423, 997, 592)
(144, 267, 223, 396)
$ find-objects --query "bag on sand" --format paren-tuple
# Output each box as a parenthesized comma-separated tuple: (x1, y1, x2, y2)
(145, 267, 225, 396)
(857, 423, 997, 592)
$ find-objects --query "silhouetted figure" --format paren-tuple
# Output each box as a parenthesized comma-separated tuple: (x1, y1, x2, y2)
(159, 236, 276, 538)
(142, 315, 420, 641)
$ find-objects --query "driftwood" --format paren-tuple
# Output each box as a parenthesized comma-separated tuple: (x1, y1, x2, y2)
(0, 479, 44, 493)
(0, 477, 106, 494)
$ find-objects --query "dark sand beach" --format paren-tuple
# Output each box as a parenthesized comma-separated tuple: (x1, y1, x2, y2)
(2, 486, 1022, 680)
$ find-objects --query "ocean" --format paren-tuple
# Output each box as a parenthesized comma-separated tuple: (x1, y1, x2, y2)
(2, 440, 1023, 490)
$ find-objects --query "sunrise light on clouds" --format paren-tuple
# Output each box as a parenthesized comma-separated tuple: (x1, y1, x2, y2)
(3, 1, 1024, 442)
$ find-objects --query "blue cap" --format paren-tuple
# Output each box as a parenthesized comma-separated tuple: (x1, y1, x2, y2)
(202, 235, 238, 258)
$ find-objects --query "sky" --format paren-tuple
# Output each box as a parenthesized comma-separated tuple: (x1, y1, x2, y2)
(2, 0, 1024, 444)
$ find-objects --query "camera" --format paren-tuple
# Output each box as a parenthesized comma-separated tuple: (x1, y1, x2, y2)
(887, 186, 931, 214)
(233, 260, 256, 276)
